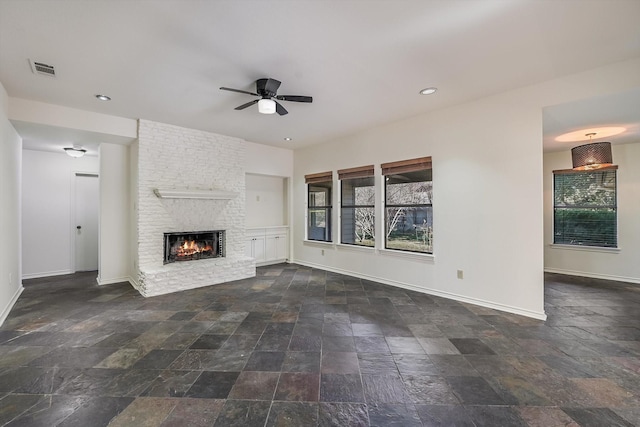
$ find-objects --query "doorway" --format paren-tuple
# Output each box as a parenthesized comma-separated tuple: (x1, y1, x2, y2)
(74, 173, 99, 272)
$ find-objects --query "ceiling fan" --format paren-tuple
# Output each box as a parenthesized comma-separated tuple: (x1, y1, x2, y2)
(220, 78, 312, 116)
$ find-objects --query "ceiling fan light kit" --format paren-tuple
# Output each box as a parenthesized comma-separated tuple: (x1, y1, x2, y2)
(258, 98, 276, 114)
(220, 78, 312, 116)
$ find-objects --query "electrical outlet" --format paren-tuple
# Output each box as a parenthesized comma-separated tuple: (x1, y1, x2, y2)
(321, 249, 325, 256)
(256, 195, 260, 202)
(457, 270, 464, 279)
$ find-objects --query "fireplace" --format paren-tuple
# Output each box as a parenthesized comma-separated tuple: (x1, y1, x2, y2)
(164, 230, 225, 264)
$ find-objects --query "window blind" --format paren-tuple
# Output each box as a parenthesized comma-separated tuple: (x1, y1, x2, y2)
(553, 168, 617, 248)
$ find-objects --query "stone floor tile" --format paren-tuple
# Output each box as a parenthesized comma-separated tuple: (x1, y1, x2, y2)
(228, 371, 279, 400)
(367, 403, 422, 427)
(320, 373, 364, 403)
(267, 401, 319, 427)
(561, 407, 635, 427)
(159, 398, 224, 427)
(464, 405, 528, 426)
(446, 376, 506, 405)
(318, 402, 369, 427)
(185, 371, 239, 398)
(57, 396, 133, 427)
(107, 397, 177, 427)
(517, 406, 580, 427)
(415, 404, 475, 426)
(213, 400, 271, 427)
(275, 372, 320, 401)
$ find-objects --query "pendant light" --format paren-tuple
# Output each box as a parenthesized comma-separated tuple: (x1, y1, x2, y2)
(571, 133, 613, 170)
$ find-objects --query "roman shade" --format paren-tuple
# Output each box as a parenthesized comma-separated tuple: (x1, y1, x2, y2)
(381, 156, 432, 175)
(305, 171, 333, 184)
(337, 165, 374, 180)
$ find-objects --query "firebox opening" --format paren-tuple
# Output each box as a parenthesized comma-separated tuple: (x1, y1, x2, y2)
(164, 230, 225, 264)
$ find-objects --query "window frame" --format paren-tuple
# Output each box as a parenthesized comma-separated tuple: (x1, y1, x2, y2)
(338, 165, 375, 247)
(305, 171, 333, 243)
(382, 157, 433, 254)
(552, 166, 618, 249)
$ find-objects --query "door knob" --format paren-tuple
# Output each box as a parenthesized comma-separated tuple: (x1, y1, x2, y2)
(77, 226, 82, 230)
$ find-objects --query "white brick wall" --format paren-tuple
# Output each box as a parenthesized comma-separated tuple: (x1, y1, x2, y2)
(135, 119, 255, 296)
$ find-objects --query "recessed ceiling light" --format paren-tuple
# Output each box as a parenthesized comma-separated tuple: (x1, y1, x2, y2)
(95, 94, 111, 101)
(556, 127, 625, 142)
(419, 87, 437, 95)
(284, 137, 292, 141)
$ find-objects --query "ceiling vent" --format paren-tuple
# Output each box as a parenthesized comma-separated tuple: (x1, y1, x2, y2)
(29, 59, 56, 77)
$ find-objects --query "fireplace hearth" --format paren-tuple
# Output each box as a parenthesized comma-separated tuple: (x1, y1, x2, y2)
(164, 230, 224, 264)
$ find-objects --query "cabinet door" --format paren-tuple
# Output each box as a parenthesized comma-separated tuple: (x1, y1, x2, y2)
(245, 237, 253, 258)
(275, 234, 288, 260)
(253, 235, 266, 262)
(265, 235, 278, 262)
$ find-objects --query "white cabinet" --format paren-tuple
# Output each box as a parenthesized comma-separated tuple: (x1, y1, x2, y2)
(246, 227, 289, 266)
(245, 232, 266, 263)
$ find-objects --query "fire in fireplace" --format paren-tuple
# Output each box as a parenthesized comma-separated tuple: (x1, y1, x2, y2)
(164, 230, 224, 264)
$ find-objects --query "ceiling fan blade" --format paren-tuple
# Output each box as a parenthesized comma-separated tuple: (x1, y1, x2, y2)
(276, 95, 313, 103)
(275, 100, 288, 116)
(220, 87, 259, 97)
(234, 99, 259, 110)
(264, 78, 281, 95)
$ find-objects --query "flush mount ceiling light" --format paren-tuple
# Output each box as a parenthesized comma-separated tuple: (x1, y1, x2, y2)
(257, 98, 276, 114)
(556, 126, 625, 142)
(64, 146, 87, 158)
(284, 137, 292, 141)
(419, 87, 437, 95)
(571, 133, 613, 170)
(95, 94, 111, 101)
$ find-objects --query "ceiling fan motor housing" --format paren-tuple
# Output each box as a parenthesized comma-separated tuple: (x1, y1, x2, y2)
(256, 78, 281, 97)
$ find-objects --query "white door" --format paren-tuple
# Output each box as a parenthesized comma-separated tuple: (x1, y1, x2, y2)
(74, 174, 99, 272)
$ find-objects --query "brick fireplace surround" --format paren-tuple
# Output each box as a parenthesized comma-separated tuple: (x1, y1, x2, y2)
(133, 120, 255, 297)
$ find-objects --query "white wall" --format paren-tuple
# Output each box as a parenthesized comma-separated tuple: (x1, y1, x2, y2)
(21, 149, 99, 278)
(293, 58, 640, 320)
(0, 81, 22, 325)
(245, 141, 293, 177)
(10, 98, 137, 142)
(98, 143, 131, 285)
(246, 174, 288, 227)
(544, 142, 640, 283)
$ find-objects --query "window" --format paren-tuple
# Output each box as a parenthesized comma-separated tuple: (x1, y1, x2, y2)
(339, 165, 375, 247)
(553, 167, 617, 248)
(382, 157, 433, 253)
(306, 171, 333, 242)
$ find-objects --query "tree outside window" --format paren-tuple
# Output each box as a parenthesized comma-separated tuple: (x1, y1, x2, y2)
(341, 176, 375, 246)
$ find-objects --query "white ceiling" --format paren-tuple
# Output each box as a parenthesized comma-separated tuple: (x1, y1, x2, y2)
(1, 0, 639, 152)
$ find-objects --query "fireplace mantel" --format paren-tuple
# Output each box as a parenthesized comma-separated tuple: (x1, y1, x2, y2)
(153, 188, 238, 200)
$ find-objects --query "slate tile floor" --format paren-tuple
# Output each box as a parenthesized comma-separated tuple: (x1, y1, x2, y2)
(0, 265, 639, 426)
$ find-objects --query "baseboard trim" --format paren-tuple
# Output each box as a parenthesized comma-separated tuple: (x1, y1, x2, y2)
(544, 268, 640, 284)
(97, 276, 132, 286)
(22, 270, 73, 280)
(0, 285, 24, 327)
(294, 259, 547, 321)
